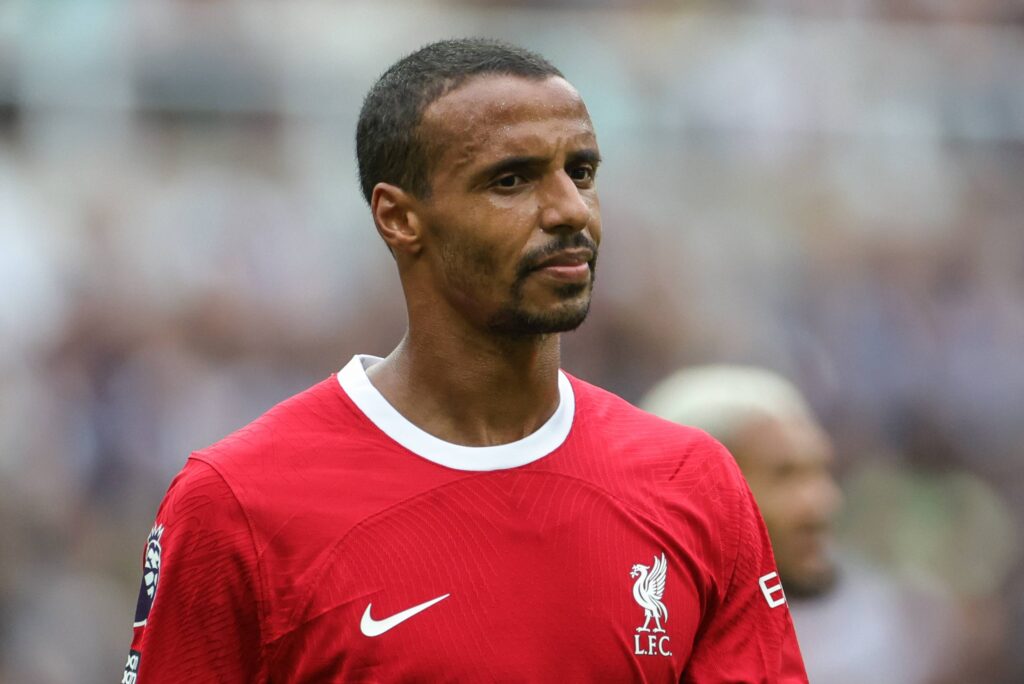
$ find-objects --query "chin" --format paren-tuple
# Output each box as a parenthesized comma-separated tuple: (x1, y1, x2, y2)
(486, 296, 592, 336)
(781, 562, 839, 600)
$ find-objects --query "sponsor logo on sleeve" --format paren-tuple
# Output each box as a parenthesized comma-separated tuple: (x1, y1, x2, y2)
(133, 524, 164, 627)
(121, 649, 141, 684)
(759, 571, 787, 608)
(630, 552, 672, 657)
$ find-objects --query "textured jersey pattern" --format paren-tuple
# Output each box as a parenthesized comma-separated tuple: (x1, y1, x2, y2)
(125, 371, 807, 683)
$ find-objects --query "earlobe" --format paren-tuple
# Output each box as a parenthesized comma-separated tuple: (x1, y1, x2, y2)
(371, 183, 423, 255)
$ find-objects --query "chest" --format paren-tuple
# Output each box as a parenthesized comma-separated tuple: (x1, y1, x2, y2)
(264, 474, 714, 683)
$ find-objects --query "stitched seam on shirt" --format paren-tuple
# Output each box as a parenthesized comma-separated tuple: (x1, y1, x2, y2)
(189, 453, 270, 664)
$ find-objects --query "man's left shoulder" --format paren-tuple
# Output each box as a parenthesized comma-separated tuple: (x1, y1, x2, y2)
(569, 374, 726, 451)
(564, 375, 751, 548)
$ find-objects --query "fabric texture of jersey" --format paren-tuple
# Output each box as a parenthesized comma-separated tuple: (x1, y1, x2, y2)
(125, 355, 807, 683)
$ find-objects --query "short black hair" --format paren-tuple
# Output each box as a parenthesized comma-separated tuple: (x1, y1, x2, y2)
(356, 38, 563, 204)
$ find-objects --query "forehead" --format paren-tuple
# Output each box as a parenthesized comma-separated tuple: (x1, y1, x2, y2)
(739, 415, 835, 470)
(420, 74, 596, 170)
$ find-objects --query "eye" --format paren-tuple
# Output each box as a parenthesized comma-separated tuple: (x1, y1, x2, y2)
(569, 165, 596, 184)
(494, 174, 527, 189)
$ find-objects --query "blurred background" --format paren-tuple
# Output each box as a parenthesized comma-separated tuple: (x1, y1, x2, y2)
(1, 0, 1022, 682)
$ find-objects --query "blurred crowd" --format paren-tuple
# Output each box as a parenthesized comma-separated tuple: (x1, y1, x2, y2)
(1, 1, 1022, 682)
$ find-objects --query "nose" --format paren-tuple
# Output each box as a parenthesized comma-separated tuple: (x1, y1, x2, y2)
(804, 472, 844, 524)
(538, 170, 593, 235)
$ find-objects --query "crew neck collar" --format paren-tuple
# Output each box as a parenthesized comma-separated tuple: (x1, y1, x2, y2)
(337, 355, 574, 471)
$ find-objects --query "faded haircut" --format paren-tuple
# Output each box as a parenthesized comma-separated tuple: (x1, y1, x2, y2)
(356, 38, 563, 204)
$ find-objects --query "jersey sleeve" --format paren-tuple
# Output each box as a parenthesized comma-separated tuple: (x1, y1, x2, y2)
(683, 454, 808, 683)
(121, 458, 263, 683)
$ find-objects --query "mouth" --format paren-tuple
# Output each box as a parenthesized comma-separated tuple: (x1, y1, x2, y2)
(789, 527, 832, 557)
(530, 249, 594, 283)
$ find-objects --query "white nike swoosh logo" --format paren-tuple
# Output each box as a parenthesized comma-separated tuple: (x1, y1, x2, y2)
(360, 593, 450, 637)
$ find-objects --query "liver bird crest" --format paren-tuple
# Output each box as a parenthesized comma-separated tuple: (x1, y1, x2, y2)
(630, 553, 668, 633)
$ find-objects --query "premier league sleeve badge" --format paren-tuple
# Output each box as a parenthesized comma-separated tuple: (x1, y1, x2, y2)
(133, 524, 165, 627)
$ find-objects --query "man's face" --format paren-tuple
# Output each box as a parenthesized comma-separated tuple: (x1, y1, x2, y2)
(732, 414, 843, 598)
(412, 74, 601, 336)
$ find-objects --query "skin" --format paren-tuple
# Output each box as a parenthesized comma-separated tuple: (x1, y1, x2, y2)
(365, 74, 602, 447)
(728, 413, 844, 598)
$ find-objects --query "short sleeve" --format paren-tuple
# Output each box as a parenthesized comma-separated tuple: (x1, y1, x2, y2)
(121, 458, 263, 683)
(683, 463, 808, 683)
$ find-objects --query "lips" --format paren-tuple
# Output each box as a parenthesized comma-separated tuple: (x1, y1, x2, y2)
(531, 249, 594, 282)
(534, 249, 594, 270)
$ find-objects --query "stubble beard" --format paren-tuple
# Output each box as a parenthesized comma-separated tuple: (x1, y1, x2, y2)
(437, 229, 599, 338)
(486, 232, 599, 337)
(778, 560, 839, 600)
(485, 269, 595, 337)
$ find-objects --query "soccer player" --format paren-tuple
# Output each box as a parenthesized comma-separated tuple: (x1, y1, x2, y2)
(123, 39, 807, 682)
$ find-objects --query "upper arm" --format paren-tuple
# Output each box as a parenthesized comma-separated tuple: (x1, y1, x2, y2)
(682, 448, 808, 683)
(123, 458, 263, 683)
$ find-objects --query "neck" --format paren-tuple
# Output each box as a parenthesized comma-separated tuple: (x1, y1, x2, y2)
(366, 316, 563, 448)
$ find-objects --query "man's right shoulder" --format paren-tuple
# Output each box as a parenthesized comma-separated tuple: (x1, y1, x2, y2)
(189, 373, 365, 479)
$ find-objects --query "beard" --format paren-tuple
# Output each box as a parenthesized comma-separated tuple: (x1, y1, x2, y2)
(435, 227, 599, 337)
(778, 561, 839, 600)
(485, 280, 593, 336)
(484, 235, 598, 336)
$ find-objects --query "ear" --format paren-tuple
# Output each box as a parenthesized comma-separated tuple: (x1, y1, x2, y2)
(371, 182, 424, 256)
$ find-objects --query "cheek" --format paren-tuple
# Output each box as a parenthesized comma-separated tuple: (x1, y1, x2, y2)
(758, 489, 801, 531)
(587, 197, 602, 240)
(437, 223, 511, 288)
(459, 212, 527, 273)
(757, 501, 786, 535)
(427, 196, 534, 287)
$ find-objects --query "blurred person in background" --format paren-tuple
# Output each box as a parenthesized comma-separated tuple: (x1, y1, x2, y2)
(642, 365, 965, 684)
(121, 39, 806, 683)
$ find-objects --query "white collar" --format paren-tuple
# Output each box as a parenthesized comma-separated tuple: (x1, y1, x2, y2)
(337, 355, 574, 471)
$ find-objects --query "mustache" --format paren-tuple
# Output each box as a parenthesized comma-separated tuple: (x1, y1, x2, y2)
(516, 234, 599, 278)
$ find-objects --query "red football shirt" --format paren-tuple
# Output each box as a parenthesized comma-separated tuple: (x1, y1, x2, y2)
(124, 355, 807, 683)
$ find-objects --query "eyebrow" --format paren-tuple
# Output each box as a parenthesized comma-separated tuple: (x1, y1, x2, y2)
(569, 148, 602, 167)
(472, 148, 602, 185)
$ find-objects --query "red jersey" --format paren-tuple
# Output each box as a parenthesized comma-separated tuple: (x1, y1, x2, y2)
(124, 355, 807, 683)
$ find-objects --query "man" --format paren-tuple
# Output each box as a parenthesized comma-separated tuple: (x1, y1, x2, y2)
(124, 40, 806, 682)
(641, 365, 961, 683)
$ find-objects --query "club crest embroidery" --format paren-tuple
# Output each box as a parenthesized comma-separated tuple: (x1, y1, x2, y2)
(133, 524, 165, 627)
(630, 552, 672, 657)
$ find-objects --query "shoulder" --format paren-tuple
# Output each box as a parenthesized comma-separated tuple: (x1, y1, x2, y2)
(157, 456, 243, 524)
(565, 374, 756, 584)
(176, 373, 373, 537)
(190, 374, 354, 475)
(566, 373, 750, 533)
(568, 373, 741, 480)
